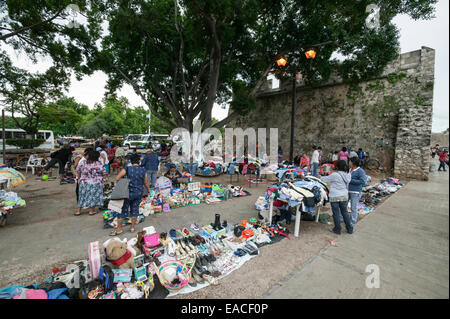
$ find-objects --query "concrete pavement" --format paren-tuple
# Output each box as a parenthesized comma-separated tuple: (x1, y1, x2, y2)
(263, 167, 449, 299)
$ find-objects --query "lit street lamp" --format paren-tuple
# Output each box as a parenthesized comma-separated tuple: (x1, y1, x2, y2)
(276, 50, 316, 163)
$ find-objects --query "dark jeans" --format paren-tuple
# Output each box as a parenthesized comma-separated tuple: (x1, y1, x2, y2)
(45, 158, 65, 175)
(331, 200, 353, 234)
(438, 160, 447, 171)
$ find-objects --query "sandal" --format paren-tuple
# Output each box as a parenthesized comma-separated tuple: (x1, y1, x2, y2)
(130, 227, 135, 233)
(110, 229, 123, 236)
(74, 212, 81, 216)
(89, 211, 97, 216)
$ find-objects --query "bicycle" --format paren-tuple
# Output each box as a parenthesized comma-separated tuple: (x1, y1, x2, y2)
(361, 152, 382, 171)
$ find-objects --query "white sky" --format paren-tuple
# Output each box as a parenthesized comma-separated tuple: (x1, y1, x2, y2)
(2, 0, 449, 132)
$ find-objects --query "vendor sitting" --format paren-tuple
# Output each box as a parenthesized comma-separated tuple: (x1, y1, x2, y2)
(164, 164, 182, 187)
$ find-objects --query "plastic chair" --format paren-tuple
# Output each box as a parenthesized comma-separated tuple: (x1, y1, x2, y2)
(26, 155, 44, 175)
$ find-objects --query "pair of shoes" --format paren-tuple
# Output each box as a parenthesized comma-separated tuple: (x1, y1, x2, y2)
(234, 248, 247, 257)
(242, 243, 258, 255)
(169, 229, 178, 240)
(190, 223, 200, 232)
(191, 271, 204, 285)
(199, 255, 209, 267)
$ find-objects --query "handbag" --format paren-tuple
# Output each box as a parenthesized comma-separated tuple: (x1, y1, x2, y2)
(110, 167, 129, 200)
(144, 233, 160, 248)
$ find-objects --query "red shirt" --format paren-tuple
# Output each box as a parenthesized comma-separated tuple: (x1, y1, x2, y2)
(300, 156, 310, 168)
(439, 151, 448, 162)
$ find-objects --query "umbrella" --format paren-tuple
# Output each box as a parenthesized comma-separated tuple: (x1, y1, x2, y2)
(0, 166, 27, 188)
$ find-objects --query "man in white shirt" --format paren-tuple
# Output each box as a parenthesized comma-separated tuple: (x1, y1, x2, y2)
(311, 146, 320, 177)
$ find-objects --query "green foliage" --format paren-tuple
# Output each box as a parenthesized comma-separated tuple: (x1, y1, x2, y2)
(6, 138, 45, 149)
(87, 0, 437, 130)
(386, 72, 407, 84)
(78, 117, 109, 138)
(230, 81, 256, 116)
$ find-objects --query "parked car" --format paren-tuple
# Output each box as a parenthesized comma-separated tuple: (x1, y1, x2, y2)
(122, 134, 160, 150)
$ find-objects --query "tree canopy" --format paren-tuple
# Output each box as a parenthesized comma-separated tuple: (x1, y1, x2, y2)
(0, 0, 438, 135)
(89, 0, 437, 132)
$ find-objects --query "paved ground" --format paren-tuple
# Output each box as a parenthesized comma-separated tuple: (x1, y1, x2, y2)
(263, 164, 449, 299)
(0, 173, 272, 288)
(3, 165, 441, 299)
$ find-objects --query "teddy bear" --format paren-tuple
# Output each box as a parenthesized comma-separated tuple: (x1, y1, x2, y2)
(104, 238, 134, 269)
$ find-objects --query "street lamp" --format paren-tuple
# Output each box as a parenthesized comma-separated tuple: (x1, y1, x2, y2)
(276, 50, 316, 163)
(276, 56, 287, 67)
(305, 49, 317, 59)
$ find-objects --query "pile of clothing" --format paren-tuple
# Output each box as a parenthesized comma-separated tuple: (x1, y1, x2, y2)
(275, 167, 308, 182)
(0, 190, 26, 225)
(197, 162, 223, 176)
(255, 177, 329, 224)
(360, 177, 403, 211)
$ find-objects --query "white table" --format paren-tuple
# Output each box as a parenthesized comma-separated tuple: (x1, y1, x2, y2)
(268, 196, 322, 238)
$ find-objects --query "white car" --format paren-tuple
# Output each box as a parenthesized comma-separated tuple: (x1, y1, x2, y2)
(123, 134, 160, 150)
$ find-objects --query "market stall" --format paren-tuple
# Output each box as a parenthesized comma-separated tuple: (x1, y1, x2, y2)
(0, 214, 288, 299)
(0, 166, 27, 226)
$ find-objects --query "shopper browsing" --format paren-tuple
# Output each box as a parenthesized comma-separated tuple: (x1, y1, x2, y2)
(320, 160, 353, 235)
(348, 157, 367, 226)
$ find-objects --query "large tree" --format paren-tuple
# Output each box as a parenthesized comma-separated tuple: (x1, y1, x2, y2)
(0, 0, 101, 134)
(90, 0, 437, 132)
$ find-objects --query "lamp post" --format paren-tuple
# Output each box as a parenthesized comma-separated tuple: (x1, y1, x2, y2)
(276, 49, 316, 163)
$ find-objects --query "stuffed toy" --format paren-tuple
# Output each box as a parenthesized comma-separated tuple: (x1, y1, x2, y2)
(104, 238, 134, 269)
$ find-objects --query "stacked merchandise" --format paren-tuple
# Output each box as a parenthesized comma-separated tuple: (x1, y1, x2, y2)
(103, 179, 251, 227)
(196, 161, 224, 176)
(255, 176, 329, 224)
(275, 167, 308, 183)
(0, 214, 288, 299)
(358, 177, 403, 214)
(0, 190, 26, 226)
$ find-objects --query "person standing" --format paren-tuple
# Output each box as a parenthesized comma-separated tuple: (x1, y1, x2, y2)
(160, 140, 167, 153)
(140, 148, 160, 187)
(111, 154, 150, 235)
(349, 148, 358, 159)
(332, 151, 339, 167)
(311, 146, 320, 177)
(97, 146, 110, 174)
(42, 143, 73, 183)
(438, 149, 448, 172)
(74, 148, 93, 203)
(320, 160, 353, 235)
(115, 144, 126, 167)
(339, 147, 349, 166)
(278, 146, 283, 163)
(348, 157, 367, 226)
(431, 144, 439, 159)
(75, 150, 107, 216)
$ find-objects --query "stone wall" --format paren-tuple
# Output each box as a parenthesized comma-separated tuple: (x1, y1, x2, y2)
(230, 46, 435, 180)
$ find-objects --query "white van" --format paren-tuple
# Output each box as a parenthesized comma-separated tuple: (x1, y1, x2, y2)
(0, 129, 55, 150)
